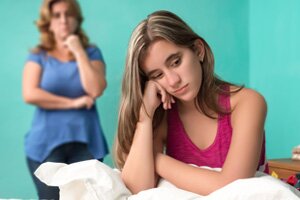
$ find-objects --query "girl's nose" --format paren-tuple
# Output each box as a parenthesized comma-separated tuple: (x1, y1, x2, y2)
(166, 70, 180, 87)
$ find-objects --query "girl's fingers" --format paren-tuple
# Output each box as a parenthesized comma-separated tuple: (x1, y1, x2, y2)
(171, 96, 175, 103)
(163, 92, 171, 110)
(160, 89, 166, 103)
(162, 95, 168, 110)
(153, 81, 175, 110)
(167, 97, 170, 109)
(155, 82, 166, 104)
(168, 95, 172, 109)
(163, 94, 171, 110)
(161, 92, 168, 110)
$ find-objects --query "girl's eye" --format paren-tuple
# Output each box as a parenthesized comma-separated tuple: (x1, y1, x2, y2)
(171, 57, 181, 67)
(151, 73, 163, 80)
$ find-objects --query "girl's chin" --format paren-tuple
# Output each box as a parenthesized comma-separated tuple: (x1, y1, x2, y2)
(175, 94, 196, 103)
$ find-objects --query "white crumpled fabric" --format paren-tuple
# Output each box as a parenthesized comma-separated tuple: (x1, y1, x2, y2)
(35, 160, 130, 200)
(35, 159, 300, 200)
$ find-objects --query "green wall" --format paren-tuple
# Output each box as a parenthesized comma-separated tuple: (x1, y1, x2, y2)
(2, 0, 297, 198)
(249, 0, 300, 158)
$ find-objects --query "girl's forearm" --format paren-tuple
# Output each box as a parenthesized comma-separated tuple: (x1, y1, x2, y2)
(121, 119, 156, 194)
(155, 154, 232, 196)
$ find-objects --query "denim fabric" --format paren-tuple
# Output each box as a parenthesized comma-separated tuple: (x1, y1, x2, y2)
(27, 142, 103, 200)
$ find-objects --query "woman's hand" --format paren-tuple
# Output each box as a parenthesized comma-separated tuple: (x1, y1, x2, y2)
(141, 81, 175, 121)
(64, 35, 84, 55)
(72, 95, 94, 109)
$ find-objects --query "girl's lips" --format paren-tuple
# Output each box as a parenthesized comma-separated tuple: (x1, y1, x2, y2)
(173, 84, 189, 94)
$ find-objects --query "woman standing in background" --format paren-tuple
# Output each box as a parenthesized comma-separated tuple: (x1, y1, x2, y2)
(22, 0, 108, 199)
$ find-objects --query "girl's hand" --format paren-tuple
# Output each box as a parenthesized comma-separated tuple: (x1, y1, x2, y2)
(141, 81, 175, 120)
(64, 35, 84, 55)
(72, 95, 94, 109)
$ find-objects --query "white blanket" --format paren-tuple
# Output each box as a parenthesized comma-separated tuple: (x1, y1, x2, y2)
(35, 160, 300, 200)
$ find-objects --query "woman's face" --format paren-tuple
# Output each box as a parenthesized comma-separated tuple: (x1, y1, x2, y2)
(49, 1, 78, 41)
(141, 39, 203, 103)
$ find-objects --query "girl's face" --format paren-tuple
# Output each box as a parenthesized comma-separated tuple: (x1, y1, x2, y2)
(49, 1, 78, 41)
(141, 39, 204, 103)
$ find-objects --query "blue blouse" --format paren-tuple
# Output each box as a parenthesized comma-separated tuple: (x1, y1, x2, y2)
(25, 46, 108, 162)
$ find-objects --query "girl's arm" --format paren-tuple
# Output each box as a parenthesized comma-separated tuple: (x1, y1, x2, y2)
(155, 88, 267, 195)
(121, 114, 156, 194)
(121, 81, 170, 194)
(23, 61, 94, 110)
(65, 35, 106, 99)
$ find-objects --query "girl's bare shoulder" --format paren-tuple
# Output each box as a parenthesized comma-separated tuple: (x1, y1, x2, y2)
(230, 86, 267, 112)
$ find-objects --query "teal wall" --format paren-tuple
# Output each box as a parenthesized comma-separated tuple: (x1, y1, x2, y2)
(0, 0, 296, 198)
(249, 0, 300, 158)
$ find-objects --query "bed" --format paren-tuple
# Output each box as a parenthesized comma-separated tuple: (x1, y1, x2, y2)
(35, 159, 300, 200)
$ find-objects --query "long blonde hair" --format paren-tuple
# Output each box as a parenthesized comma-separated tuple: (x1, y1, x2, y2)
(114, 10, 242, 169)
(33, 0, 89, 52)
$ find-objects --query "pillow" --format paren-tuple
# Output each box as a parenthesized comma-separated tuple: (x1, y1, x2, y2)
(35, 159, 131, 200)
(128, 172, 300, 200)
(35, 161, 300, 200)
(205, 171, 300, 200)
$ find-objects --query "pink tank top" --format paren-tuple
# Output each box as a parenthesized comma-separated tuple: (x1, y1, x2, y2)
(166, 88, 268, 173)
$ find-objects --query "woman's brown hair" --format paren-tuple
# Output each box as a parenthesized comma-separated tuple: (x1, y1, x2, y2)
(33, 0, 89, 53)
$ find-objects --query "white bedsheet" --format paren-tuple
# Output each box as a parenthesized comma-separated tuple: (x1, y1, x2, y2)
(35, 159, 300, 200)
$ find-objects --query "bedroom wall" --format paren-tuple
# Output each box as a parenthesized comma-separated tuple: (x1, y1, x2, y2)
(4, 0, 298, 198)
(249, 0, 300, 159)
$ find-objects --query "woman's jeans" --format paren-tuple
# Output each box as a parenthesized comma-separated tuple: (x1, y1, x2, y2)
(26, 142, 103, 200)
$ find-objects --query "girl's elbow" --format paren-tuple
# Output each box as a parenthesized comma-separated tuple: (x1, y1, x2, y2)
(129, 184, 154, 195)
(121, 173, 155, 194)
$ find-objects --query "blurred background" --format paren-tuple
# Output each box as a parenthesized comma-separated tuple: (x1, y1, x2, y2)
(0, 0, 299, 198)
